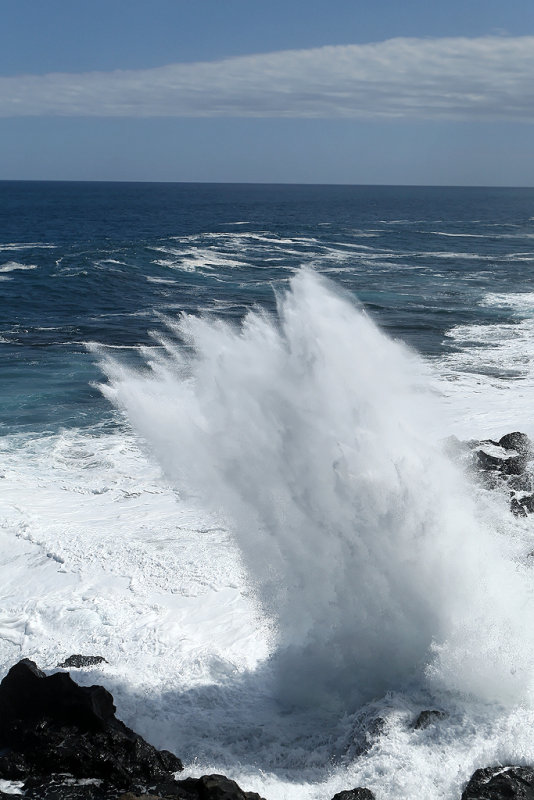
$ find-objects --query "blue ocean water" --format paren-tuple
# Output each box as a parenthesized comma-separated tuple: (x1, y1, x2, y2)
(4, 182, 534, 800)
(3, 181, 534, 434)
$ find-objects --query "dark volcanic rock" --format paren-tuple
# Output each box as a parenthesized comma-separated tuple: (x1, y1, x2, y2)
(511, 494, 534, 517)
(58, 655, 108, 669)
(412, 709, 448, 730)
(154, 775, 266, 800)
(0, 659, 116, 734)
(0, 659, 182, 792)
(476, 450, 526, 476)
(461, 766, 534, 799)
(330, 790, 375, 800)
(447, 431, 534, 515)
(499, 432, 531, 454)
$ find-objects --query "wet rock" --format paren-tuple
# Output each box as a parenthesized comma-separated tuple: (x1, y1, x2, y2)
(412, 709, 448, 730)
(499, 432, 531, 454)
(461, 765, 534, 799)
(0, 748, 30, 778)
(0, 659, 116, 734)
(331, 790, 375, 800)
(447, 431, 534, 515)
(476, 449, 526, 476)
(169, 774, 266, 800)
(58, 655, 108, 669)
(0, 659, 182, 791)
(345, 713, 387, 759)
(507, 473, 533, 493)
(511, 494, 534, 517)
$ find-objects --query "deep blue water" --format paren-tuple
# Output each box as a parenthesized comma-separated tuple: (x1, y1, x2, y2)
(3, 180, 534, 433)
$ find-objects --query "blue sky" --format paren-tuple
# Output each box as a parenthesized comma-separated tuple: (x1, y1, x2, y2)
(2, 0, 534, 184)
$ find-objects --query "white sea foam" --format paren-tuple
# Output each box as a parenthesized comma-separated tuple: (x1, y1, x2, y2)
(430, 231, 490, 238)
(5, 271, 534, 799)
(0, 261, 38, 273)
(151, 247, 248, 272)
(0, 243, 55, 251)
(436, 290, 534, 438)
(480, 292, 534, 312)
(146, 275, 178, 285)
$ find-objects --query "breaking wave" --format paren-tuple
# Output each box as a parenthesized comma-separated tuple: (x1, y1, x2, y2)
(97, 270, 534, 711)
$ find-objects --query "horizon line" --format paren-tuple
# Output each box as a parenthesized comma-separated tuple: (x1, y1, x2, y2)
(1, 178, 533, 190)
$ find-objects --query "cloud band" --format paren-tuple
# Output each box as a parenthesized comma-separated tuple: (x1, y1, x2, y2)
(2, 36, 534, 121)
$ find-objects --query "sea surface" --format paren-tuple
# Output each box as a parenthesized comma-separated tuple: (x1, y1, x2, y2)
(3, 181, 534, 800)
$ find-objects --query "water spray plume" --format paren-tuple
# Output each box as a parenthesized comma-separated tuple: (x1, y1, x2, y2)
(98, 270, 534, 710)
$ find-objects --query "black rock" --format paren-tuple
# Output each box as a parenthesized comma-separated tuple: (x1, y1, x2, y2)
(461, 765, 534, 799)
(499, 432, 531, 454)
(476, 450, 526, 476)
(0, 748, 30, 778)
(0, 659, 182, 791)
(449, 432, 534, 514)
(0, 659, 116, 736)
(511, 494, 534, 517)
(166, 774, 266, 800)
(412, 709, 448, 730)
(507, 473, 533, 493)
(476, 450, 505, 472)
(331, 790, 375, 800)
(58, 655, 108, 669)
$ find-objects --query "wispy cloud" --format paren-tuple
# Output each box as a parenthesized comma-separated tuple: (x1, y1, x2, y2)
(2, 36, 534, 121)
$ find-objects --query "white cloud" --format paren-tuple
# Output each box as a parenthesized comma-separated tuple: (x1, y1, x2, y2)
(2, 36, 534, 121)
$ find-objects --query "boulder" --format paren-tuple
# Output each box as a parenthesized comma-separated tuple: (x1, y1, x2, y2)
(168, 774, 266, 800)
(412, 709, 448, 730)
(58, 655, 108, 669)
(499, 432, 531, 454)
(461, 765, 534, 799)
(446, 432, 534, 515)
(330, 790, 375, 800)
(0, 659, 182, 792)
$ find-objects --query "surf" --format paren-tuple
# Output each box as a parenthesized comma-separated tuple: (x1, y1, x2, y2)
(96, 269, 534, 712)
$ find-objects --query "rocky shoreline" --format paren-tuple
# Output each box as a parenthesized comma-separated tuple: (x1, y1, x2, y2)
(0, 658, 531, 800)
(444, 430, 534, 516)
(2, 432, 533, 800)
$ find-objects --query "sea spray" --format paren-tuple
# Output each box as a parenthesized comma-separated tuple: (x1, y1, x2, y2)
(96, 270, 534, 710)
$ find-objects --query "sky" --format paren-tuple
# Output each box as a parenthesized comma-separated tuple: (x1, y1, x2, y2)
(2, 0, 534, 185)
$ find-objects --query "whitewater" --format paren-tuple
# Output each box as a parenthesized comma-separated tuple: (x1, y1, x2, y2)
(4, 182, 534, 799)
(3, 268, 534, 800)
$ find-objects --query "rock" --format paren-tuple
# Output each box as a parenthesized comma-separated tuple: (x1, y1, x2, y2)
(412, 709, 448, 730)
(461, 765, 534, 799)
(169, 774, 266, 800)
(331, 790, 375, 800)
(476, 450, 526, 476)
(511, 494, 534, 517)
(446, 432, 534, 515)
(499, 432, 531, 454)
(58, 655, 108, 669)
(507, 473, 533, 493)
(0, 659, 116, 735)
(0, 659, 182, 792)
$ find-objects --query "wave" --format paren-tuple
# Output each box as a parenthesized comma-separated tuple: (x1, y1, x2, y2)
(480, 292, 534, 312)
(0, 243, 55, 251)
(0, 261, 38, 273)
(97, 269, 534, 711)
(151, 247, 249, 272)
(146, 276, 179, 285)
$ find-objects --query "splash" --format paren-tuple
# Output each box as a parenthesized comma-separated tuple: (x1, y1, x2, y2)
(97, 270, 534, 710)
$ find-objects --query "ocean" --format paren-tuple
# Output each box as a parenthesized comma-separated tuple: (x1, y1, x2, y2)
(2, 181, 534, 799)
